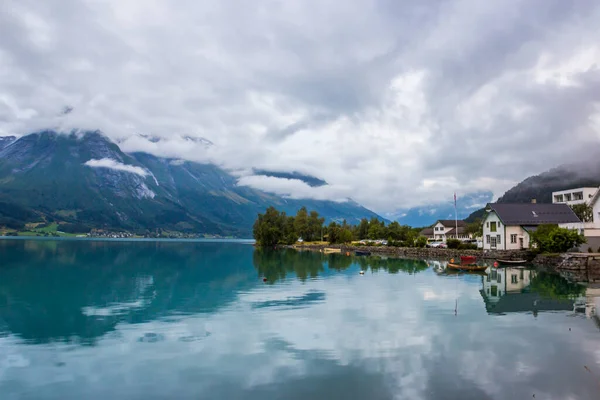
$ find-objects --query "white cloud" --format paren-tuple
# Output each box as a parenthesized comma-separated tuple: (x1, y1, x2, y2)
(84, 158, 149, 177)
(236, 175, 351, 202)
(1, 0, 600, 213)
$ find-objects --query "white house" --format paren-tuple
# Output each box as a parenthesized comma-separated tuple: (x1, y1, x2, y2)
(419, 220, 470, 242)
(552, 186, 600, 239)
(482, 202, 582, 250)
(552, 187, 597, 206)
(481, 267, 536, 305)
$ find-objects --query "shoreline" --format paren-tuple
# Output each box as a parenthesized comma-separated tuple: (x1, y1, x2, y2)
(281, 243, 530, 261)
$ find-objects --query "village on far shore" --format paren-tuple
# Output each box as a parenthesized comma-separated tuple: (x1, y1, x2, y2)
(419, 186, 599, 253)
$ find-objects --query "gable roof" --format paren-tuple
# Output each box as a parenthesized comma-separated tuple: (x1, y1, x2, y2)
(420, 227, 434, 236)
(485, 203, 581, 225)
(446, 226, 467, 235)
(436, 219, 467, 227)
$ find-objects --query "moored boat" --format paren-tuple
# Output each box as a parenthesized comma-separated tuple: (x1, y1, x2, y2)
(323, 248, 341, 254)
(355, 250, 371, 256)
(446, 263, 488, 272)
(460, 255, 477, 264)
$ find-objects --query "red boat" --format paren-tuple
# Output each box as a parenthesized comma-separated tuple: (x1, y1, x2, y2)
(460, 255, 477, 264)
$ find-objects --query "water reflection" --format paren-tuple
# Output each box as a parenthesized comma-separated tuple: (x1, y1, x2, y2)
(253, 249, 429, 284)
(2, 240, 600, 399)
(0, 239, 257, 344)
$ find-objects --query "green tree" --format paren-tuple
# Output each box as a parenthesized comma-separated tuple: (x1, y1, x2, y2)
(367, 217, 384, 239)
(530, 224, 586, 253)
(465, 218, 483, 238)
(357, 218, 369, 240)
(387, 221, 402, 241)
(294, 207, 310, 241)
(570, 203, 593, 223)
(308, 210, 325, 242)
(327, 222, 340, 244)
(283, 215, 297, 245)
(253, 207, 284, 247)
(415, 236, 428, 248)
(338, 228, 353, 244)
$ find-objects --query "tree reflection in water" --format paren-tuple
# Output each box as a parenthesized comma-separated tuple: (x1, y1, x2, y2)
(253, 249, 429, 284)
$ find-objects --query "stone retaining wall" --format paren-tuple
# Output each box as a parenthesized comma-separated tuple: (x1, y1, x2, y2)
(534, 253, 600, 282)
(287, 244, 530, 261)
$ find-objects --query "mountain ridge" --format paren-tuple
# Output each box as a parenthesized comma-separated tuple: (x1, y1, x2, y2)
(0, 130, 384, 236)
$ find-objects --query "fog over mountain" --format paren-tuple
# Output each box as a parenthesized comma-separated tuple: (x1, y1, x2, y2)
(1, 0, 600, 217)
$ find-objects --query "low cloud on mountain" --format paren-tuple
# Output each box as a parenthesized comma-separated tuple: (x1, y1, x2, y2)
(84, 158, 149, 177)
(1, 0, 600, 214)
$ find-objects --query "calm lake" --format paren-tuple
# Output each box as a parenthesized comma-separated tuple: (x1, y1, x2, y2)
(1, 239, 599, 399)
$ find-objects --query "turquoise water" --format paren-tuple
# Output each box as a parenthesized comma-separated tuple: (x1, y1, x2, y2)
(0, 239, 599, 399)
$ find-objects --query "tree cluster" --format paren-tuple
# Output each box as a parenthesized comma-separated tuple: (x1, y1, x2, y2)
(253, 207, 325, 247)
(530, 224, 586, 253)
(253, 207, 425, 247)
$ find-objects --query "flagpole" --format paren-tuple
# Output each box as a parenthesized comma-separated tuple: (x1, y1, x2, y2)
(454, 193, 458, 240)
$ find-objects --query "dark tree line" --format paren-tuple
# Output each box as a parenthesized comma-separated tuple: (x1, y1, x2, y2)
(253, 207, 425, 248)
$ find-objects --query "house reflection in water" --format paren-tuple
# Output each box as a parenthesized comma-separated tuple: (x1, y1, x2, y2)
(480, 268, 575, 315)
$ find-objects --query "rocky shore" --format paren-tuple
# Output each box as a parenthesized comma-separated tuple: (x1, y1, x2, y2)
(534, 253, 600, 282)
(284, 244, 530, 261)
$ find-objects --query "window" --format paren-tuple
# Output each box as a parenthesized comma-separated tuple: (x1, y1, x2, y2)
(487, 274, 491, 282)
(490, 221, 497, 232)
(565, 193, 572, 201)
(510, 234, 517, 244)
(497, 273, 501, 284)
(554, 194, 564, 202)
(520, 270, 524, 280)
(573, 192, 583, 200)
(497, 235, 501, 245)
(486, 235, 490, 244)
(486, 222, 489, 228)
(511, 275, 518, 284)
(491, 270, 497, 280)
(498, 222, 501, 228)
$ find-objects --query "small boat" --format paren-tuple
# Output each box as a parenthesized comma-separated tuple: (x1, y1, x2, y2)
(460, 255, 477, 264)
(323, 248, 341, 254)
(355, 250, 371, 256)
(447, 263, 488, 272)
(496, 259, 528, 266)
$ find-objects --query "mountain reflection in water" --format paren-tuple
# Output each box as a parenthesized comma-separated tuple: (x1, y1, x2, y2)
(1, 239, 600, 400)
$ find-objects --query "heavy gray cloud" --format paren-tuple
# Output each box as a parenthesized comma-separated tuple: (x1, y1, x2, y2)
(1, 0, 599, 213)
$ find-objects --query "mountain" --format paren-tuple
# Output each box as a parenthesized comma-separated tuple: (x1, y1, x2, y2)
(0, 130, 383, 236)
(388, 191, 493, 227)
(466, 160, 600, 222)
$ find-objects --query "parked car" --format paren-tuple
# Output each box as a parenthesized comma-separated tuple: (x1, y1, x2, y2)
(427, 242, 447, 248)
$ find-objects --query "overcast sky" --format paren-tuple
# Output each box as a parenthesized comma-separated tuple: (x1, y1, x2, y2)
(1, 0, 600, 214)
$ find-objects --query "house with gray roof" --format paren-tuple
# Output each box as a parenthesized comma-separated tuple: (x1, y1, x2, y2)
(419, 219, 470, 242)
(482, 202, 582, 250)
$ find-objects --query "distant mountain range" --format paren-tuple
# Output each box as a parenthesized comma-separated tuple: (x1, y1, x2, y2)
(388, 191, 493, 227)
(388, 157, 600, 227)
(0, 131, 383, 237)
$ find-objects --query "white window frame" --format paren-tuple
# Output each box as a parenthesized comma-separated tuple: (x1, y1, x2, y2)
(510, 234, 517, 244)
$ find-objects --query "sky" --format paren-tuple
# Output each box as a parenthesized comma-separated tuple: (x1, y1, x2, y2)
(1, 0, 600, 215)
